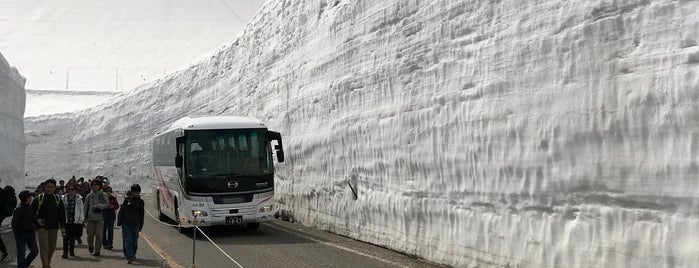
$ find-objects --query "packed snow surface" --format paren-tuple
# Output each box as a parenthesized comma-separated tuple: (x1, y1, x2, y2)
(0, 52, 26, 191)
(25, 0, 699, 267)
(24, 90, 119, 117)
(0, 0, 267, 92)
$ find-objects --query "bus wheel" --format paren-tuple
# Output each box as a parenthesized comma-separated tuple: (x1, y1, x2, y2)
(247, 222, 260, 231)
(174, 199, 188, 234)
(156, 191, 167, 222)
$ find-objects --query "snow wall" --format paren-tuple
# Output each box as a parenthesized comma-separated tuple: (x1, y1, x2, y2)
(24, 0, 699, 267)
(0, 52, 26, 191)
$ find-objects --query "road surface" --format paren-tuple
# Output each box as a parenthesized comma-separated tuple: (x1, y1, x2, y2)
(141, 196, 442, 268)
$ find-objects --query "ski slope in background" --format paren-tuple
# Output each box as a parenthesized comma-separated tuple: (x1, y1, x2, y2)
(0, 0, 266, 94)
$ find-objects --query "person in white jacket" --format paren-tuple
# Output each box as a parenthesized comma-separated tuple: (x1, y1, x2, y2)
(61, 185, 84, 258)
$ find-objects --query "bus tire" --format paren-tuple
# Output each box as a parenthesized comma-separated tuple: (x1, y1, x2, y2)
(156, 191, 167, 222)
(247, 222, 260, 231)
(175, 199, 189, 234)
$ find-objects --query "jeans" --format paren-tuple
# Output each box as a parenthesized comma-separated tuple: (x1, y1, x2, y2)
(37, 228, 58, 268)
(15, 232, 39, 268)
(86, 220, 104, 253)
(102, 218, 115, 247)
(122, 223, 139, 259)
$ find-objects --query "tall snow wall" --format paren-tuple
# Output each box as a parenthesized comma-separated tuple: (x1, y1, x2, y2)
(0, 52, 26, 191)
(25, 0, 699, 267)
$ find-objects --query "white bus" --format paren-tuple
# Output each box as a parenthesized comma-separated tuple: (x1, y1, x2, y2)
(152, 116, 284, 232)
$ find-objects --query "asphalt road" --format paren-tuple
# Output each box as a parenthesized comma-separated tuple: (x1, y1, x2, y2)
(141, 196, 442, 268)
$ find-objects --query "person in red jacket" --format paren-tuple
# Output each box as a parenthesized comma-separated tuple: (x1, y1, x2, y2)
(102, 186, 119, 250)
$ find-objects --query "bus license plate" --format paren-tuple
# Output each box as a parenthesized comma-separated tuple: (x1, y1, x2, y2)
(226, 216, 243, 225)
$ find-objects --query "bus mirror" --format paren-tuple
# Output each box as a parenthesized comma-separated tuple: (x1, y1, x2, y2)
(175, 155, 183, 168)
(268, 131, 285, 162)
(276, 150, 285, 163)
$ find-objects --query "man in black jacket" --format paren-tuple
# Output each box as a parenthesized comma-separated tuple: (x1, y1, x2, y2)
(117, 184, 144, 264)
(32, 179, 65, 268)
(12, 190, 39, 268)
(1, 185, 17, 263)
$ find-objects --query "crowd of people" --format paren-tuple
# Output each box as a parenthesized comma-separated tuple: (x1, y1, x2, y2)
(0, 176, 145, 268)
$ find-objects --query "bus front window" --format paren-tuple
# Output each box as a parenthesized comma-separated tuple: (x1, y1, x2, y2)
(186, 129, 272, 179)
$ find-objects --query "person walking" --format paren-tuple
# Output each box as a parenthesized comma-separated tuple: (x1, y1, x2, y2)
(1, 185, 17, 263)
(84, 179, 108, 256)
(74, 179, 85, 245)
(12, 191, 39, 268)
(32, 179, 65, 268)
(61, 186, 84, 258)
(117, 184, 144, 264)
(102, 186, 118, 250)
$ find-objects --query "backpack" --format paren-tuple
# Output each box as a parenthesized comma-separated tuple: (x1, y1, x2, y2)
(36, 193, 60, 216)
(2, 189, 16, 217)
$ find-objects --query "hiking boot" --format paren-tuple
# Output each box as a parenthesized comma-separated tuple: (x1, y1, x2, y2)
(1, 253, 10, 263)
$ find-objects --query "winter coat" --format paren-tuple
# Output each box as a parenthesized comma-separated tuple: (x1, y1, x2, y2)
(12, 203, 37, 234)
(31, 193, 65, 229)
(62, 194, 85, 224)
(103, 195, 119, 221)
(117, 196, 144, 231)
(84, 190, 109, 221)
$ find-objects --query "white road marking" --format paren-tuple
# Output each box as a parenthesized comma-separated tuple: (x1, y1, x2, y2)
(266, 223, 409, 268)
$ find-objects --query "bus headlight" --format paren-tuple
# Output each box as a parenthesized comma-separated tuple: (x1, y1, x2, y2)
(192, 210, 208, 217)
(259, 205, 273, 213)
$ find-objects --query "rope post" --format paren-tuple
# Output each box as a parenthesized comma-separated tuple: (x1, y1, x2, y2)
(192, 211, 200, 268)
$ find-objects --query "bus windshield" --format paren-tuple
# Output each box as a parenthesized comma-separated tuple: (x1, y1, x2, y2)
(185, 129, 272, 179)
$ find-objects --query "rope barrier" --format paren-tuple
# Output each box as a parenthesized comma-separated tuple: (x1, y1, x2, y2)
(144, 208, 181, 228)
(195, 225, 245, 268)
(144, 208, 245, 268)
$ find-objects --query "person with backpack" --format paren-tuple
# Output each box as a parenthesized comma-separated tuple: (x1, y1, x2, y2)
(12, 190, 39, 268)
(117, 184, 144, 264)
(0, 185, 17, 263)
(61, 185, 84, 258)
(32, 179, 65, 268)
(84, 179, 109, 256)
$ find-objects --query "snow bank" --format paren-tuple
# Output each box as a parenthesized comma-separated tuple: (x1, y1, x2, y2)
(25, 89, 119, 117)
(25, 0, 699, 267)
(0, 52, 26, 190)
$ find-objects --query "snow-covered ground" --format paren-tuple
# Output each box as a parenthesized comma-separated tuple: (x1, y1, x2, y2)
(24, 0, 699, 267)
(0, 52, 26, 191)
(24, 89, 119, 117)
(0, 0, 266, 92)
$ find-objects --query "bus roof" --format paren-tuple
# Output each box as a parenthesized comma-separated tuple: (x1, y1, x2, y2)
(166, 116, 266, 132)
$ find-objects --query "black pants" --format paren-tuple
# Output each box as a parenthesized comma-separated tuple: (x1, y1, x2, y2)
(0, 216, 6, 255)
(0, 232, 7, 255)
(63, 223, 81, 252)
(75, 223, 83, 241)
